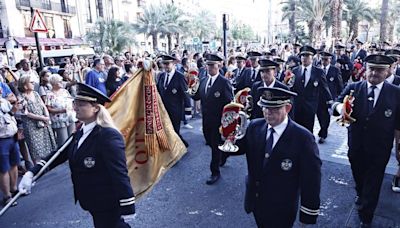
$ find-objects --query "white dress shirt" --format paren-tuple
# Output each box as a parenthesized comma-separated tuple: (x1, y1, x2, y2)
(164, 69, 175, 87)
(205, 73, 219, 93)
(263, 78, 276, 88)
(367, 81, 384, 107)
(386, 74, 395, 84)
(266, 116, 289, 149)
(78, 121, 97, 148)
(322, 64, 330, 75)
(302, 64, 312, 86)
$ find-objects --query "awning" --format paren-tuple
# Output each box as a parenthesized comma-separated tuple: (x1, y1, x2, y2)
(13, 37, 85, 46)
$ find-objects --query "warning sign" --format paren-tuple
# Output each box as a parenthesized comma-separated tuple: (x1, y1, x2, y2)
(29, 9, 48, 33)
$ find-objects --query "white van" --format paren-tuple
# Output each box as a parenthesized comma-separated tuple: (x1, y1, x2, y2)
(42, 47, 95, 65)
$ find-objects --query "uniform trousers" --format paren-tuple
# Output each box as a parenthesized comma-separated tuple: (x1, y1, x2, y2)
(90, 209, 131, 228)
(294, 110, 315, 133)
(316, 101, 330, 139)
(203, 125, 227, 176)
(348, 147, 392, 223)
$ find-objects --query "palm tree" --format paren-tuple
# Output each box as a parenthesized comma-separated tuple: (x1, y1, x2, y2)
(161, 3, 188, 52)
(343, 0, 375, 41)
(386, 0, 400, 42)
(379, 0, 389, 42)
(188, 10, 217, 42)
(296, 0, 331, 45)
(86, 19, 136, 55)
(133, 5, 167, 52)
(281, 0, 297, 42)
(331, 0, 343, 42)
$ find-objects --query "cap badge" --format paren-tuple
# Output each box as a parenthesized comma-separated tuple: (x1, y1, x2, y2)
(281, 159, 293, 171)
(83, 157, 96, 168)
(214, 91, 221, 98)
(385, 109, 392, 118)
(265, 91, 273, 100)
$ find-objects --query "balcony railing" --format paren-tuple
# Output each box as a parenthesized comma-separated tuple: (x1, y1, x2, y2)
(16, 0, 76, 15)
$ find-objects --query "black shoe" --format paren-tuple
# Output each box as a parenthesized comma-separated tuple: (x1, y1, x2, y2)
(392, 176, 400, 193)
(359, 222, 371, 228)
(220, 155, 228, 167)
(206, 175, 220, 185)
(318, 137, 326, 144)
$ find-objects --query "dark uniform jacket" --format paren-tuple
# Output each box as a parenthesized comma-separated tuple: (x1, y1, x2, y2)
(240, 118, 321, 225)
(396, 66, 400, 77)
(192, 75, 233, 144)
(352, 49, 367, 62)
(333, 81, 400, 161)
(234, 67, 253, 92)
(291, 66, 332, 116)
(324, 64, 343, 99)
(250, 80, 289, 119)
(392, 75, 400, 86)
(31, 125, 135, 215)
(157, 71, 188, 131)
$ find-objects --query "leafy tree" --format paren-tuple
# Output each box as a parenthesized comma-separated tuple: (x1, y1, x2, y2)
(86, 19, 136, 55)
(188, 10, 217, 42)
(343, 0, 375, 41)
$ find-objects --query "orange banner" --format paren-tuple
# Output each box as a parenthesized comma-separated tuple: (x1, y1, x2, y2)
(106, 66, 187, 199)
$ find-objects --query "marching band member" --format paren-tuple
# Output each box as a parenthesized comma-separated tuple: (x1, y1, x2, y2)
(332, 54, 400, 227)
(18, 83, 135, 228)
(240, 87, 321, 228)
(192, 54, 233, 185)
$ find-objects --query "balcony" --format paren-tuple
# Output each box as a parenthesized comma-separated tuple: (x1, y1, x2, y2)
(16, 0, 76, 15)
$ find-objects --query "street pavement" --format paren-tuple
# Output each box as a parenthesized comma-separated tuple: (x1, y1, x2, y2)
(0, 116, 399, 228)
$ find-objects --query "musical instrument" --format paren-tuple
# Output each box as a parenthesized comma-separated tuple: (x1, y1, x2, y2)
(234, 88, 253, 115)
(336, 90, 356, 127)
(283, 67, 295, 88)
(185, 68, 200, 96)
(218, 103, 248, 153)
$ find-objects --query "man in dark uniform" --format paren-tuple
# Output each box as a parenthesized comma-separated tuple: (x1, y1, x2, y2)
(156, 55, 189, 147)
(386, 49, 400, 82)
(192, 54, 233, 185)
(235, 51, 262, 90)
(19, 83, 135, 228)
(290, 45, 332, 133)
(316, 51, 343, 143)
(333, 44, 353, 85)
(273, 57, 285, 80)
(251, 59, 288, 119)
(385, 49, 400, 193)
(241, 87, 321, 228)
(233, 54, 252, 92)
(332, 54, 400, 227)
(352, 40, 368, 63)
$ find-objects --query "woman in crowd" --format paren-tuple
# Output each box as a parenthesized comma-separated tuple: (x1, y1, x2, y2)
(123, 63, 135, 82)
(46, 74, 76, 147)
(0, 86, 20, 206)
(105, 66, 124, 96)
(38, 70, 52, 102)
(18, 75, 57, 165)
(58, 69, 77, 97)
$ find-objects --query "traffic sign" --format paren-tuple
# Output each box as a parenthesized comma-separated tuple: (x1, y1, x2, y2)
(30, 9, 48, 33)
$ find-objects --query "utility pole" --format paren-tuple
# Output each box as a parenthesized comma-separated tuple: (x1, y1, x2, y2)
(222, 14, 228, 59)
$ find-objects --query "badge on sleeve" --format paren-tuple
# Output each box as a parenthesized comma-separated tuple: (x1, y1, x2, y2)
(172, 88, 177, 94)
(313, 81, 319, 87)
(214, 91, 221, 98)
(330, 77, 334, 82)
(281, 159, 293, 171)
(83, 157, 96, 168)
(384, 109, 392, 118)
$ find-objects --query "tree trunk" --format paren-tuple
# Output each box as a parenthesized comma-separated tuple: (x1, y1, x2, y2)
(289, 0, 296, 42)
(331, 0, 343, 43)
(308, 21, 314, 44)
(388, 23, 394, 43)
(351, 21, 359, 41)
(337, 0, 342, 40)
(379, 0, 389, 42)
(167, 33, 172, 53)
(313, 20, 323, 46)
(176, 33, 180, 46)
(152, 32, 158, 52)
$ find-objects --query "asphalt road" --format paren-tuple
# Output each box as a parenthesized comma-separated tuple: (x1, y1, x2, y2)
(0, 116, 399, 228)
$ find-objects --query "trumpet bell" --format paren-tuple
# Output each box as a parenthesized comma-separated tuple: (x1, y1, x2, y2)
(218, 140, 239, 153)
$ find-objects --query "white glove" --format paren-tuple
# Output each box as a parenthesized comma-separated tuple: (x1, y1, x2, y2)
(18, 171, 34, 194)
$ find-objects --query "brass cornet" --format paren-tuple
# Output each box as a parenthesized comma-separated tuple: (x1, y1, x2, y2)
(336, 90, 356, 127)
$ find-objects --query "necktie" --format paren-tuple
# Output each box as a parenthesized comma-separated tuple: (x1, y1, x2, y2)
(73, 129, 83, 157)
(302, 67, 307, 87)
(367, 85, 376, 114)
(323, 66, 327, 75)
(263, 128, 275, 168)
(206, 77, 212, 93)
(164, 73, 170, 89)
(252, 69, 256, 81)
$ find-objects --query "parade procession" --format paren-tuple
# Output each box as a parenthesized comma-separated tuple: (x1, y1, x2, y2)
(1, 0, 400, 227)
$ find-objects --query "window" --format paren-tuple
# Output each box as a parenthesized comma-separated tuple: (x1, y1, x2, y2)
(96, 0, 104, 18)
(137, 0, 145, 7)
(0, 20, 3, 38)
(24, 14, 34, 37)
(41, 0, 51, 10)
(64, 19, 72, 38)
(45, 16, 55, 38)
(86, 0, 92, 23)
